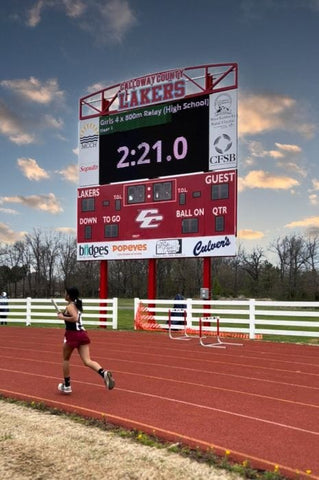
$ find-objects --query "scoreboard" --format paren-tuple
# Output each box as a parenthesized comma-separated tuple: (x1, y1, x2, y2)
(98, 97, 209, 184)
(77, 63, 238, 260)
(77, 170, 237, 260)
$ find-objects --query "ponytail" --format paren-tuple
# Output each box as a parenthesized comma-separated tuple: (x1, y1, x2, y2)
(66, 286, 83, 312)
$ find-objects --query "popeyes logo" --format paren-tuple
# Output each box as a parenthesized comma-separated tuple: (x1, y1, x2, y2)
(112, 244, 147, 252)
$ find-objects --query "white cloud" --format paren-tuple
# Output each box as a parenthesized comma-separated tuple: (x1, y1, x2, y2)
(268, 150, 284, 159)
(43, 114, 64, 129)
(238, 229, 264, 240)
(239, 92, 316, 139)
(9, 132, 35, 145)
(277, 161, 307, 178)
(308, 179, 319, 205)
(285, 216, 319, 228)
(1, 77, 64, 105)
(239, 170, 300, 192)
(0, 194, 63, 214)
(17, 158, 50, 181)
(244, 140, 306, 178)
(57, 164, 78, 183)
(0, 207, 19, 215)
(56, 226, 76, 234)
(26, 0, 137, 43)
(0, 223, 26, 244)
(0, 80, 64, 144)
(86, 82, 107, 94)
(62, 0, 87, 18)
(98, 0, 137, 42)
(27, 0, 87, 26)
(0, 101, 35, 145)
(275, 143, 302, 153)
(312, 179, 319, 190)
(246, 140, 303, 160)
(309, 194, 318, 206)
(27, 0, 44, 27)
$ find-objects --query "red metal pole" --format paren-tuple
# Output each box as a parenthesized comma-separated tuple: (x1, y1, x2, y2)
(148, 259, 156, 299)
(203, 257, 211, 326)
(99, 260, 108, 328)
(148, 259, 156, 313)
(203, 257, 211, 294)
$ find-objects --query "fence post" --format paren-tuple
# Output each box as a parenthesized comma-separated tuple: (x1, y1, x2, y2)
(134, 298, 139, 330)
(26, 297, 31, 326)
(249, 298, 255, 339)
(112, 298, 118, 329)
(186, 298, 192, 329)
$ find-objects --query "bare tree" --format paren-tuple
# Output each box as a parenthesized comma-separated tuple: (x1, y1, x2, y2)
(25, 230, 62, 296)
(303, 235, 319, 300)
(239, 246, 265, 296)
(58, 236, 77, 288)
(271, 235, 309, 299)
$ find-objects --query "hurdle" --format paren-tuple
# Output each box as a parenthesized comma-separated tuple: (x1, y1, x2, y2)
(199, 317, 243, 348)
(168, 309, 192, 340)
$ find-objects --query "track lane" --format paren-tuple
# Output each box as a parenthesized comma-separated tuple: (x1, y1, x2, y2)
(0, 327, 319, 479)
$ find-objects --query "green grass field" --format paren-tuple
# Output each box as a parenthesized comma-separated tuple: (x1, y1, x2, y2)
(117, 298, 135, 329)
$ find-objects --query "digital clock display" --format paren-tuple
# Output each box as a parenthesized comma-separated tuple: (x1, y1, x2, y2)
(99, 96, 209, 184)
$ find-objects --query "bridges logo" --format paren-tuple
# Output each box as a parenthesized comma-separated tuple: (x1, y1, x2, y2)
(80, 122, 99, 149)
(78, 244, 109, 259)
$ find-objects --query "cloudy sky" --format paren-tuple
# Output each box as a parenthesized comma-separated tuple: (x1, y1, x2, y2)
(0, 0, 319, 257)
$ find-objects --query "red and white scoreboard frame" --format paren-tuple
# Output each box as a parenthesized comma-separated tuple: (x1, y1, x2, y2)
(77, 63, 238, 261)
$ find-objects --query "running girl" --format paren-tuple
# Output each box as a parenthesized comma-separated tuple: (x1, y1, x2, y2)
(57, 286, 115, 394)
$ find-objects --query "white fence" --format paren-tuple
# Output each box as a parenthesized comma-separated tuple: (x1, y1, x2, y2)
(2, 297, 319, 339)
(0, 297, 118, 329)
(134, 298, 319, 339)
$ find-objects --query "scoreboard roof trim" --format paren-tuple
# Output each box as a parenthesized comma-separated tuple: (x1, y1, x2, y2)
(79, 62, 238, 120)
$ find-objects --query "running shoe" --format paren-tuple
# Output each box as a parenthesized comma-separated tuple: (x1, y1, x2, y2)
(58, 383, 72, 394)
(103, 371, 115, 390)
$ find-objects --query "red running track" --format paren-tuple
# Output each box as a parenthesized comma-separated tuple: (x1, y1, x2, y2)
(0, 327, 319, 479)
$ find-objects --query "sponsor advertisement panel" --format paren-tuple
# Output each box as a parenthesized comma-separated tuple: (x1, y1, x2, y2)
(77, 235, 236, 260)
(209, 89, 237, 171)
(78, 117, 99, 186)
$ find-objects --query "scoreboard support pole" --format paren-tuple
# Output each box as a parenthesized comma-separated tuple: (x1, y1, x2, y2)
(203, 257, 211, 327)
(99, 260, 108, 328)
(148, 259, 157, 300)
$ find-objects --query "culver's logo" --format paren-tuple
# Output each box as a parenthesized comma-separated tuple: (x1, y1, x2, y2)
(193, 237, 231, 256)
(78, 244, 109, 258)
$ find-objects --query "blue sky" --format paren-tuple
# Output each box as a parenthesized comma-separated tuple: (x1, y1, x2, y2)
(1, 0, 319, 259)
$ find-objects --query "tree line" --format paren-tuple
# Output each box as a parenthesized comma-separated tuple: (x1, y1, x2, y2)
(0, 229, 318, 301)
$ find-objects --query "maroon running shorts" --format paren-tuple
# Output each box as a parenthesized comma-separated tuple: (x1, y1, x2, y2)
(64, 330, 91, 349)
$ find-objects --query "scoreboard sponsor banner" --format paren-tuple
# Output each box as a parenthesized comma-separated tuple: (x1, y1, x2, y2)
(77, 235, 236, 260)
(78, 117, 99, 186)
(209, 89, 237, 171)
